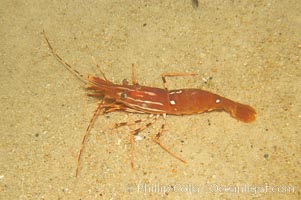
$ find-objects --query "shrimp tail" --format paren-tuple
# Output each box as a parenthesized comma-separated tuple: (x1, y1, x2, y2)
(231, 103, 256, 123)
(221, 98, 256, 123)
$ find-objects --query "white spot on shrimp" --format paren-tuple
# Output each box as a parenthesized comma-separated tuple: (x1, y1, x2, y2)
(170, 100, 176, 105)
(144, 91, 157, 96)
(169, 90, 182, 95)
(215, 99, 220, 104)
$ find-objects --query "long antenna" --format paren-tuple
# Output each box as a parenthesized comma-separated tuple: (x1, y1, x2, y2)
(43, 30, 87, 83)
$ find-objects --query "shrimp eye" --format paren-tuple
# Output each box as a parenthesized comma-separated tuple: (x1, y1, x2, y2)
(121, 92, 127, 99)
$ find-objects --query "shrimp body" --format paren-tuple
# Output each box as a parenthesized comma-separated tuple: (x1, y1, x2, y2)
(87, 76, 256, 122)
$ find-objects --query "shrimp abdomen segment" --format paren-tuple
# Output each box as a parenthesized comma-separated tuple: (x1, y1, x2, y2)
(168, 89, 224, 114)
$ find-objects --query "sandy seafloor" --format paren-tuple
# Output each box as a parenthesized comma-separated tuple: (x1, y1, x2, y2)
(0, 0, 300, 199)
